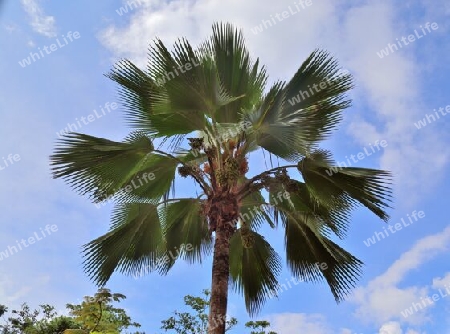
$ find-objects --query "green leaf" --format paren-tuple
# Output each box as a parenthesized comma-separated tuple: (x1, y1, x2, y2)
(248, 50, 353, 159)
(298, 149, 393, 221)
(239, 190, 275, 230)
(50, 132, 155, 202)
(205, 22, 267, 123)
(281, 208, 363, 302)
(115, 154, 179, 204)
(159, 199, 212, 273)
(278, 180, 352, 239)
(229, 230, 281, 315)
(82, 202, 163, 286)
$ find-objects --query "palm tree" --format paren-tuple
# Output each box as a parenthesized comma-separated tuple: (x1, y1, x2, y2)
(50, 22, 392, 334)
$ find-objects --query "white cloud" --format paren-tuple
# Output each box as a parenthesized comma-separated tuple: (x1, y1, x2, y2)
(20, 0, 56, 37)
(268, 313, 331, 334)
(379, 321, 403, 334)
(405, 330, 421, 334)
(350, 225, 450, 326)
(340, 329, 353, 334)
(340, 1, 449, 205)
(432, 272, 450, 290)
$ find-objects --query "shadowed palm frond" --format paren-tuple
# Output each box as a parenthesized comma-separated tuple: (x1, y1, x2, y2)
(239, 190, 275, 230)
(268, 180, 352, 239)
(158, 199, 212, 274)
(229, 230, 281, 315)
(297, 149, 393, 221)
(283, 212, 363, 302)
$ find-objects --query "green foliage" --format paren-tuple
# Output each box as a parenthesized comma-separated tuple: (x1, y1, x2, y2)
(0, 303, 80, 334)
(161, 290, 278, 334)
(245, 320, 276, 334)
(0, 289, 143, 334)
(66, 288, 142, 333)
(160, 289, 237, 334)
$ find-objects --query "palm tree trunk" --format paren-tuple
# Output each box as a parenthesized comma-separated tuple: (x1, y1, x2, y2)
(208, 218, 234, 334)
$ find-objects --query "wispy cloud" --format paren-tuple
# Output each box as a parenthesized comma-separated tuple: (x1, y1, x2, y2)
(20, 0, 56, 37)
(350, 225, 450, 329)
(268, 313, 331, 334)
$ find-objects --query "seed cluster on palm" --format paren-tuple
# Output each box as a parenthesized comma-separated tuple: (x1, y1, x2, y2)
(50, 22, 392, 334)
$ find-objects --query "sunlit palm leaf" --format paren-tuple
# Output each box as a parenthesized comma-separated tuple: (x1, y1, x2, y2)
(83, 202, 163, 286)
(105, 59, 156, 130)
(50, 132, 155, 202)
(248, 50, 353, 160)
(107, 51, 206, 139)
(204, 22, 267, 123)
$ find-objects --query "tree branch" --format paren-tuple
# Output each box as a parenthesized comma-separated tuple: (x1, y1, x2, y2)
(154, 149, 211, 194)
(237, 165, 298, 198)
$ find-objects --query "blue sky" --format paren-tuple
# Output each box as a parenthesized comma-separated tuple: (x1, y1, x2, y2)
(1, 0, 450, 333)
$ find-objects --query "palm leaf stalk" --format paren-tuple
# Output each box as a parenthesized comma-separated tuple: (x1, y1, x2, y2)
(50, 22, 392, 334)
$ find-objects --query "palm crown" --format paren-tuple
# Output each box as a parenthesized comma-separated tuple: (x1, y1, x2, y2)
(50, 22, 392, 331)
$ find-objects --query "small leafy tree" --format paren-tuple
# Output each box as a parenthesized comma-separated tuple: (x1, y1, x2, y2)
(66, 288, 143, 334)
(0, 303, 80, 334)
(161, 289, 237, 334)
(0, 289, 143, 334)
(245, 321, 276, 334)
(160, 290, 276, 334)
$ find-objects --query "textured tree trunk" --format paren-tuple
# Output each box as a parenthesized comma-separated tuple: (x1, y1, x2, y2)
(208, 217, 234, 334)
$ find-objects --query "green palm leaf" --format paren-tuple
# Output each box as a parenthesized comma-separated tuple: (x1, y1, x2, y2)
(114, 154, 179, 203)
(282, 211, 363, 302)
(159, 199, 212, 273)
(204, 22, 267, 123)
(50, 132, 156, 202)
(274, 180, 352, 238)
(229, 229, 281, 315)
(83, 202, 163, 286)
(239, 190, 275, 230)
(297, 149, 392, 221)
(248, 50, 353, 160)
